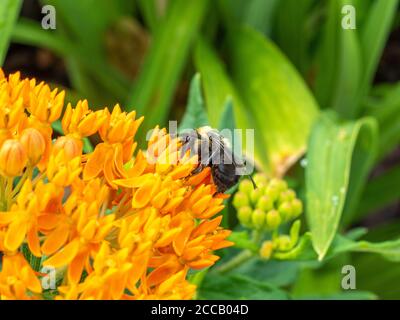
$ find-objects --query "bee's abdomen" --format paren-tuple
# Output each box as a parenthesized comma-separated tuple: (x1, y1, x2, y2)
(212, 164, 240, 193)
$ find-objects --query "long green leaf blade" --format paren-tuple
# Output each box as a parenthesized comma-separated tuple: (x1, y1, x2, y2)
(178, 74, 209, 132)
(314, 0, 362, 118)
(127, 0, 209, 141)
(358, 0, 399, 115)
(305, 113, 378, 259)
(194, 37, 268, 172)
(0, 0, 22, 65)
(229, 26, 319, 176)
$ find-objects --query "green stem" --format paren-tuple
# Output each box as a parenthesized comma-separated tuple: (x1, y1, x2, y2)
(215, 250, 254, 274)
(214, 229, 264, 274)
(5, 177, 13, 210)
(0, 176, 5, 210)
(11, 167, 32, 198)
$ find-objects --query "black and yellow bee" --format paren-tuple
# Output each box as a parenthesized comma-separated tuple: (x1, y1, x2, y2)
(179, 126, 256, 193)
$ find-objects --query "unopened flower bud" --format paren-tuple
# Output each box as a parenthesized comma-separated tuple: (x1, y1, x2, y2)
(274, 235, 291, 251)
(238, 179, 253, 195)
(278, 201, 293, 222)
(0, 139, 27, 177)
(19, 128, 45, 166)
(253, 173, 268, 186)
(291, 199, 303, 219)
(251, 208, 265, 229)
(53, 136, 83, 161)
(265, 209, 281, 230)
(233, 192, 249, 209)
(256, 195, 273, 211)
(259, 240, 273, 259)
(269, 178, 288, 192)
(238, 206, 253, 227)
(250, 187, 264, 204)
(265, 185, 280, 202)
(278, 189, 295, 204)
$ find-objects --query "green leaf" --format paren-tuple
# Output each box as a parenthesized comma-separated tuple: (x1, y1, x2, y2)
(353, 220, 400, 299)
(198, 273, 289, 300)
(0, 0, 22, 65)
(228, 26, 319, 176)
(356, 165, 400, 222)
(218, 98, 241, 155)
(241, 0, 280, 36)
(194, 38, 267, 171)
(127, 0, 209, 142)
(358, 0, 399, 115)
(274, 231, 400, 263)
(364, 83, 400, 159)
(305, 113, 378, 259)
(274, 0, 315, 74)
(314, 0, 362, 118)
(178, 74, 209, 132)
(234, 259, 300, 288)
(12, 19, 129, 102)
(136, 0, 160, 31)
(194, 38, 244, 128)
(218, 97, 235, 132)
(228, 231, 259, 253)
(41, 0, 126, 53)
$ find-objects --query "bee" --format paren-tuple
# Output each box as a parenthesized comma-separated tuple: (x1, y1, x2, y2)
(179, 126, 256, 193)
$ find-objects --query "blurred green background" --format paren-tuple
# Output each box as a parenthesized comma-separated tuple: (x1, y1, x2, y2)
(2, 0, 400, 299)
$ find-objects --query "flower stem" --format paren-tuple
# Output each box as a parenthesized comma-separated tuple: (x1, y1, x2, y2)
(215, 230, 263, 274)
(215, 250, 254, 274)
(11, 167, 33, 198)
(5, 177, 14, 210)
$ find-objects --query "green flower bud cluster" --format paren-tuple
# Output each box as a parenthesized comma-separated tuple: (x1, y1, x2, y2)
(233, 174, 303, 231)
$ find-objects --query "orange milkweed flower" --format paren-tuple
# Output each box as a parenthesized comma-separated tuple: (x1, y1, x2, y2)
(0, 70, 234, 300)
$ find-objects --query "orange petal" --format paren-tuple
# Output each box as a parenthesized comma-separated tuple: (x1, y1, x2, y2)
(41, 223, 70, 255)
(132, 180, 154, 208)
(104, 152, 117, 189)
(126, 151, 147, 177)
(169, 165, 193, 180)
(212, 240, 234, 250)
(186, 167, 211, 186)
(68, 251, 87, 284)
(198, 205, 225, 219)
(172, 221, 194, 256)
(147, 261, 181, 287)
(113, 143, 126, 178)
(0, 212, 16, 225)
(5, 218, 27, 252)
(83, 144, 109, 180)
(187, 258, 216, 269)
(192, 216, 223, 238)
(114, 173, 154, 189)
(37, 213, 60, 231)
(43, 239, 80, 268)
(27, 226, 42, 257)
(151, 189, 169, 209)
(192, 195, 213, 215)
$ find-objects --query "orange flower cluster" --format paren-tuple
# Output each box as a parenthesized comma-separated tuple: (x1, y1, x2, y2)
(0, 70, 233, 300)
